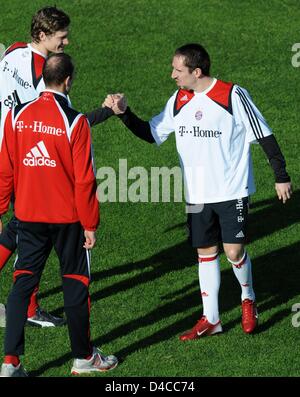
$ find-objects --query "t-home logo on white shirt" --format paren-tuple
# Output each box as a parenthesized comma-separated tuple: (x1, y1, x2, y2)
(2, 61, 31, 89)
(179, 125, 222, 138)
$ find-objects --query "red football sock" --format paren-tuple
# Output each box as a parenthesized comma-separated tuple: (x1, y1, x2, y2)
(4, 355, 20, 367)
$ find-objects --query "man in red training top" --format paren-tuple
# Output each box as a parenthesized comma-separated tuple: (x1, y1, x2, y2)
(0, 53, 118, 377)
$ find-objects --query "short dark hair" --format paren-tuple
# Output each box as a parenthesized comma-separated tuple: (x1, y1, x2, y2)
(31, 6, 70, 42)
(174, 43, 210, 76)
(43, 53, 74, 86)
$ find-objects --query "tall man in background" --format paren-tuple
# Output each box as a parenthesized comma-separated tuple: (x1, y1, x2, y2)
(0, 6, 113, 327)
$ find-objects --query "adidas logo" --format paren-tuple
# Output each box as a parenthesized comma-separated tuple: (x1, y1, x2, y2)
(180, 94, 188, 102)
(23, 141, 56, 167)
(235, 230, 245, 238)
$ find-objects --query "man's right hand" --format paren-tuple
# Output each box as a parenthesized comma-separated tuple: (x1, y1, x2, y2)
(102, 93, 127, 114)
(84, 230, 96, 249)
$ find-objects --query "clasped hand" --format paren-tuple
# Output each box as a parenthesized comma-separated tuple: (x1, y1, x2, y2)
(102, 93, 127, 115)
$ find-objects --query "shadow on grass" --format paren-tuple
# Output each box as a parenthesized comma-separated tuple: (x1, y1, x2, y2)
(29, 191, 300, 375)
(30, 239, 300, 376)
(38, 237, 196, 318)
(95, 240, 300, 349)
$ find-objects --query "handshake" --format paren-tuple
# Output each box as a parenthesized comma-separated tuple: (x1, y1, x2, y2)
(102, 93, 127, 115)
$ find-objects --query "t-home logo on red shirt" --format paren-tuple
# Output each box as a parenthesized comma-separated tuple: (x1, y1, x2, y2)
(16, 120, 66, 136)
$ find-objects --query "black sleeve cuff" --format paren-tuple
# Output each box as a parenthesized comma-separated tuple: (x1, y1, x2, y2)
(117, 107, 155, 143)
(85, 106, 114, 127)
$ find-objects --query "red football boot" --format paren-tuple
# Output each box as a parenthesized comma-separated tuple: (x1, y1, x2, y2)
(179, 316, 222, 341)
(242, 299, 258, 334)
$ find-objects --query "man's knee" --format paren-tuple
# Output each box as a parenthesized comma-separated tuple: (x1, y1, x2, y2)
(224, 246, 245, 262)
(10, 271, 39, 299)
(62, 275, 89, 307)
(197, 245, 219, 256)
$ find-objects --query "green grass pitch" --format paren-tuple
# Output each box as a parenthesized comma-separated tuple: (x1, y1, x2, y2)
(0, 0, 300, 377)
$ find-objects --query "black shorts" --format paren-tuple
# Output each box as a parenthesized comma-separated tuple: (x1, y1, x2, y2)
(186, 197, 249, 248)
(15, 221, 90, 279)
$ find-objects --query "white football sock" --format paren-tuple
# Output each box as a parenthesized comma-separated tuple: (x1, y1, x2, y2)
(198, 252, 220, 324)
(228, 252, 255, 301)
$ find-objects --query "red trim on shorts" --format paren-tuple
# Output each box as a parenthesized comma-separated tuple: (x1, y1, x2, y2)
(63, 274, 90, 287)
(13, 270, 34, 282)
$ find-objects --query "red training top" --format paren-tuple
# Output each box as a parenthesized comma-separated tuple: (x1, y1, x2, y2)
(0, 90, 99, 231)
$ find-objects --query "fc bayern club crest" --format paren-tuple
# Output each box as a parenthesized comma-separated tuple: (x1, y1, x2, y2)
(195, 110, 203, 120)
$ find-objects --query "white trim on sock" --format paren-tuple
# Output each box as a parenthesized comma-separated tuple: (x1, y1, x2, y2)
(227, 251, 246, 267)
